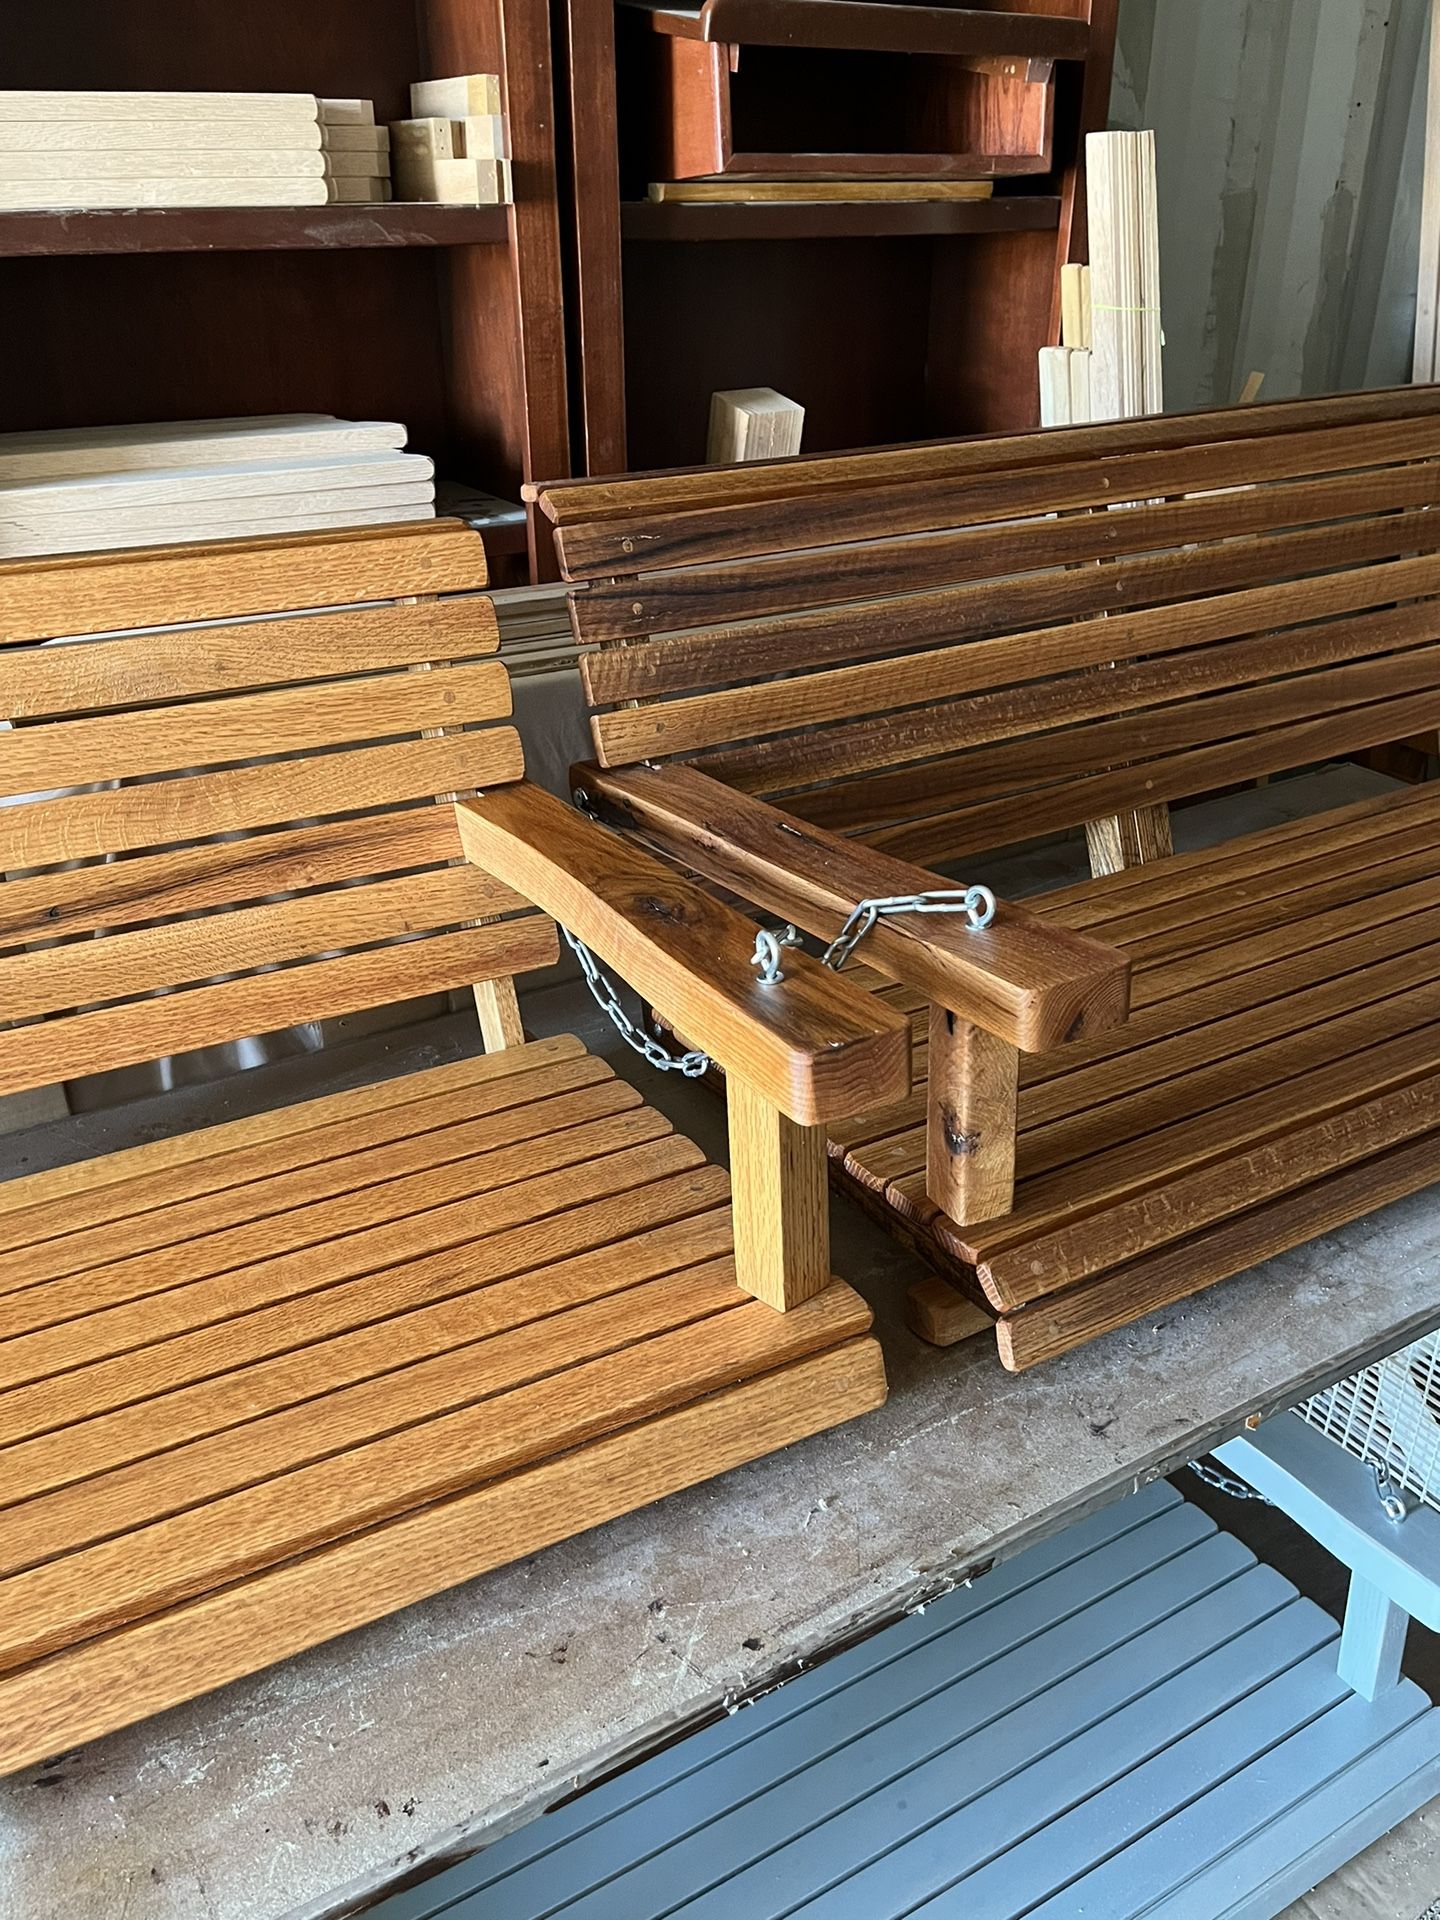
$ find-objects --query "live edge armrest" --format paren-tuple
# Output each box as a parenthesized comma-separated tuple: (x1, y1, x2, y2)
(570, 762, 1131, 1054)
(454, 783, 911, 1128)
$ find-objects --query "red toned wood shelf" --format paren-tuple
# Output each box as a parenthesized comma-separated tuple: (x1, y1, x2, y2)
(622, 193, 1062, 241)
(0, 204, 511, 259)
(628, 0, 1089, 62)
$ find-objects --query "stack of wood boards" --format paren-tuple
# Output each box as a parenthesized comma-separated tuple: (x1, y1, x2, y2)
(319, 98, 391, 205)
(0, 91, 344, 209)
(0, 414, 434, 557)
(392, 76, 511, 204)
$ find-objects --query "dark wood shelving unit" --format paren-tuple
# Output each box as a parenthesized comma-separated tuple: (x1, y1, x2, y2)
(621, 193, 1062, 241)
(554, 0, 1118, 477)
(0, 203, 513, 257)
(0, 0, 570, 580)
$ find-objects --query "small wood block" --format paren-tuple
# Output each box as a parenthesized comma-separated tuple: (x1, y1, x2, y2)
(1086, 805, 1173, 877)
(411, 75, 503, 119)
(926, 1008, 1018, 1226)
(905, 1276, 994, 1348)
(707, 389, 805, 465)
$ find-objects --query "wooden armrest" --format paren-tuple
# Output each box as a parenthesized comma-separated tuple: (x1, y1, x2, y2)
(454, 783, 911, 1126)
(572, 761, 1130, 1052)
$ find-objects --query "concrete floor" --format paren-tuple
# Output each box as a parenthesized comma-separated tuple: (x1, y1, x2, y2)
(5, 766, 1440, 1920)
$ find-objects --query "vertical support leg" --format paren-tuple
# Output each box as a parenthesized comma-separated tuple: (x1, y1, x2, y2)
(926, 1007, 1019, 1226)
(1085, 805, 1173, 877)
(727, 1078, 830, 1311)
(473, 978, 525, 1051)
(1338, 1573, 1409, 1700)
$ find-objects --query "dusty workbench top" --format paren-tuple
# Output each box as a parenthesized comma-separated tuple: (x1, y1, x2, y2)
(4, 767, 1435, 1920)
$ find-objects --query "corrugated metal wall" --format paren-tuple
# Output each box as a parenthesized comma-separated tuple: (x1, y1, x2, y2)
(1111, 0, 1429, 409)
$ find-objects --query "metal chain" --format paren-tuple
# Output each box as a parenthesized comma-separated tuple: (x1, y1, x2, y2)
(562, 886, 998, 1075)
(1187, 1458, 1271, 1503)
(560, 926, 711, 1077)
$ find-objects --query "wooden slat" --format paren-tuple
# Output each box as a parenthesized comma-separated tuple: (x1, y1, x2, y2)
(0, 1037, 581, 1233)
(788, 638, 1440, 838)
(997, 1130, 1440, 1370)
(0, 1055, 620, 1296)
(0, 727, 522, 870)
(2, 1258, 758, 1578)
(0, 1289, 873, 1674)
(0, 1163, 732, 1449)
(556, 415, 1440, 577)
(694, 592, 1440, 797)
(0, 1205, 736, 1507)
(580, 506, 1440, 707)
(0, 1339, 884, 1774)
(455, 784, 912, 1125)
(573, 466, 1440, 643)
(0, 865, 524, 1021)
(1, 595, 498, 720)
(578, 763, 1128, 1053)
(0, 521, 488, 643)
(537, 384, 1440, 529)
(862, 684, 1440, 865)
(0, 915, 557, 1099)
(0, 658, 510, 798)
(0, 809, 467, 949)
(605, 570, 1440, 774)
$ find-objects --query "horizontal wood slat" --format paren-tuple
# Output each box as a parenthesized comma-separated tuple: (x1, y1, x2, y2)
(538, 384, 1440, 528)
(0, 1340, 884, 1774)
(574, 465, 1440, 644)
(0, 866, 525, 1022)
(2, 596, 498, 720)
(597, 565, 1440, 772)
(581, 510, 1440, 708)
(0, 728, 523, 870)
(0, 1205, 736, 1506)
(0, 1161, 732, 1448)
(0, 521, 488, 644)
(557, 415, 1440, 577)
(0, 916, 558, 1099)
(0, 658, 511, 798)
(0, 809, 468, 949)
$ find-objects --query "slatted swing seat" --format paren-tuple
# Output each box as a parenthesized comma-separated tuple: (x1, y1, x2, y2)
(0, 521, 909, 1774)
(530, 385, 1440, 1371)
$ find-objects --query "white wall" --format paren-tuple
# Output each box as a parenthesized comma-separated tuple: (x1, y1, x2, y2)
(1111, 0, 1429, 409)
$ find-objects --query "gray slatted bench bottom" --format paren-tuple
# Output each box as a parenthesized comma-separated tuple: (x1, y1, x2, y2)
(367, 1481, 1440, 1920)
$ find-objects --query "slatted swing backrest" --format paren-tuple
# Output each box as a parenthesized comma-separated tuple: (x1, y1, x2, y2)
(540, 386, 1440, 872)
(0, 519, 556, 1099)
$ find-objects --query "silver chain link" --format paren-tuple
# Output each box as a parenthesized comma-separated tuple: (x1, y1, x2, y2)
(563, 886, 998, 1075)
(1187, 1457, 1271, 1503)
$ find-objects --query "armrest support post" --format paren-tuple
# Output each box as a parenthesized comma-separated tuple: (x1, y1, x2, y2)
(728, 1081, 831, 1310)
(927, 1010, 1019, 1225)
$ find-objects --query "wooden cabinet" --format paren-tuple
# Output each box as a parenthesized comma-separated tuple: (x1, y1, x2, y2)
(555, 0, 1118, 477)
(0, 0, 570, 579)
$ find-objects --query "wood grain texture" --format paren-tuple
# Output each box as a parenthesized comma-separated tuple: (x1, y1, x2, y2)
(0, 1338, 884, 1772)
(926, 1010, 1018, 1225)
(0, 521, 488, 642)
(727, 1079, 830, 1310)
(1, 595, 497, 719)
(574, 762, 1129, 1051)
(454, 784, 911, 1124)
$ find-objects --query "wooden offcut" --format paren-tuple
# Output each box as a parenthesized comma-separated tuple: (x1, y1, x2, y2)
(0, 520, 899, 1771)
(707, 388, 805, 464)
(534, 384, 1440, 1368)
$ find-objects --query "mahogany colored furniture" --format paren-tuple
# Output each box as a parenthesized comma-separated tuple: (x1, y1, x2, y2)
(0, 1, 570, 579)
(531, 385, 1440, 1370)
(552, 0, 1119, 478)
(0, 520, 907, 1772)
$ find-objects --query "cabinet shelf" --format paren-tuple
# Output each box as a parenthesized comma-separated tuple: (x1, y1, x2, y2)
(0, 203, 511, 259)
(622, 193, 1062, 240)
(625, 0, 1089, 61)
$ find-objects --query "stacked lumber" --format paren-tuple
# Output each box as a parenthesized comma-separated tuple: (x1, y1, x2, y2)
(1036, 133, 1161, 426)
(392, 76, 511, 205)
(0, 414, 434, 557)
(0, 91, 336, 209)
(319, 98, 391, 205)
